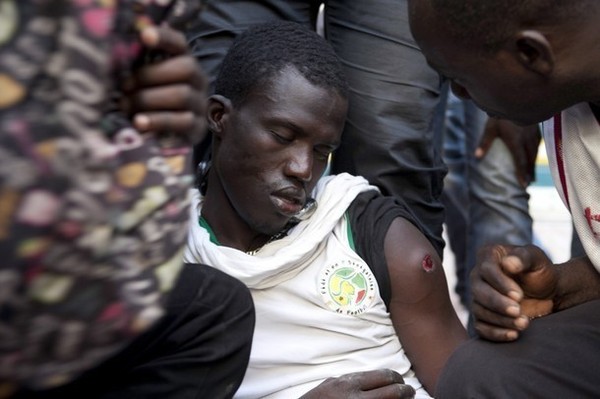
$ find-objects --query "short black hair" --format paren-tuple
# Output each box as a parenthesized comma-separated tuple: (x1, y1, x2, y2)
(429, 0, 595, 51)
(214, 21, 348, 107)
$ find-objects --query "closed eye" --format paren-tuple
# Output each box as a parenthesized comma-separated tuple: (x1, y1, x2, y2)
(270, 130, 293, 144)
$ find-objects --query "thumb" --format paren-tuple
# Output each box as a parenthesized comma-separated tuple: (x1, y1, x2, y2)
(502, 245, 556, 300)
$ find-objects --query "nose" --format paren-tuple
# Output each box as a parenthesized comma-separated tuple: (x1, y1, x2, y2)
(450, 81, 471, 100)
(286, 147, 313, 183)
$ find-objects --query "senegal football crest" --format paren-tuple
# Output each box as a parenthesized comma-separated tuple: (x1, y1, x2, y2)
(318, 259, 376, 315)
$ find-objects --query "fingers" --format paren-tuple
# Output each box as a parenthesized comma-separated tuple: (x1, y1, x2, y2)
(133, 111, 206, 134)
(362, 383, 416, 399)
(470, 244, 558, 341)
(503, 245, 553, 278)
(342, 370, 415, 399)
(130, 83, 205, 138)
(167, 1, 204, 30)
(134, 111, 206, 144)
(300, 370, 415, 399)
(140, 24, 187, 55)
(127, 50, 207, 141)
(125, 24, 208, 144)
(473, 318, 522, 342)
(131, 84, 205, 113)
(475, 245, 524, 302)
(348, 369, 405, 391)
(128, 58, 207, 140)
(471, 271, 522, 317)
(471, 301, 529, 341)
(132, 55, 206, 89)
(470, 245, 524, 339)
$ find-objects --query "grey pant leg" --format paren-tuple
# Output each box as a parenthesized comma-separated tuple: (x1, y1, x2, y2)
(187, 0, 318, 91)
(326, 0, 447, 255)
(436, 299, 600, 399)
(443, 93, 533, 334)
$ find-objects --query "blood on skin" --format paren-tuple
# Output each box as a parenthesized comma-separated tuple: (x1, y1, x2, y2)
(422, 254, 435, 273)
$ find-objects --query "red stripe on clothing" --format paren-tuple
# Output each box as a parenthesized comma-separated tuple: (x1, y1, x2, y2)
(554, 113, 570, 209)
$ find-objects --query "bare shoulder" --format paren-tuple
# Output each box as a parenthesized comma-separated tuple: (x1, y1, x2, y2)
(384, 217, 446, 303)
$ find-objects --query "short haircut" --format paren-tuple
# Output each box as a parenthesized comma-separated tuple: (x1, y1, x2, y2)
(214, 21, 348, 107)
(429, 0, 596, 51)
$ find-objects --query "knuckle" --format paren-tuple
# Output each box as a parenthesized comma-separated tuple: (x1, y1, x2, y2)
(180, 56, 198, 74)
(176, 84, 193, 100)
(155, 112, 170, 130)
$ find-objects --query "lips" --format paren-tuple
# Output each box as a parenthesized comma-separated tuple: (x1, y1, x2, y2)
(271, 187, 306, 216)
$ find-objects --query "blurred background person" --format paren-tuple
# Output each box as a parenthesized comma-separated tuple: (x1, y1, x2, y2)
(441, 91, 539, 334)
(0, 1, 253, 397)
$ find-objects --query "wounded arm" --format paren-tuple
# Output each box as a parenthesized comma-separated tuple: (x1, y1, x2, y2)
(385, 218, 467, 394)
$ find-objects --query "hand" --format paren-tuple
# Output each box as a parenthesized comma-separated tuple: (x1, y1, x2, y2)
(126, 24, 208, 145)
(475, 118, 541, 187)
(470, 244, 558, 342)
(299, 369, 415, 399)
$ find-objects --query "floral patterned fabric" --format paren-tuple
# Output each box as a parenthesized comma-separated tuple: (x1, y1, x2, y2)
(0, 0, 193, 393)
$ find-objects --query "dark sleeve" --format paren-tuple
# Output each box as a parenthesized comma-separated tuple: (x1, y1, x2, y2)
(347, 191, 431, 309)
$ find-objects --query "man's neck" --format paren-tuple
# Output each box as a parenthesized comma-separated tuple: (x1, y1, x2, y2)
(201, 179, 275, 253)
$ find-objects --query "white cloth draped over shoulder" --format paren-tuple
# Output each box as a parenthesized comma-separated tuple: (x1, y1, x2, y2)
(184, 173, 431, 399)
(184, 173, 375, 288)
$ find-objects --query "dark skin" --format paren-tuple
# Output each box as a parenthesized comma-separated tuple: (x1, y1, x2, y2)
(202, 66, 467, 397)
(385, 218, 467, 392)
(476, 117, 540, 188)
(203, 67, 346, 252)
(470, 244, 600, 341)
(300, 370, 416, 399)
(127, 24, 207, 145)
(408, 0, 600, 342)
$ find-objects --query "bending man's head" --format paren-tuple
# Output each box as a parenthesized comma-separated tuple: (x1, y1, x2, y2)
(408, 0, 600, 125)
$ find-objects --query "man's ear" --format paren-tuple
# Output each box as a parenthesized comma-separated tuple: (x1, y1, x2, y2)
(512, 30, 555, 76)
(207, 95, 233, 138)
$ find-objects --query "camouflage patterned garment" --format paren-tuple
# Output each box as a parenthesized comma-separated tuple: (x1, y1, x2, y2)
(0, 0, 194, 394)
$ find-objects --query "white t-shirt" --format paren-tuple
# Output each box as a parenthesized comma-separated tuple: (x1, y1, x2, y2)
(542, 102, 600, 272)
(184, 174, 430, 398)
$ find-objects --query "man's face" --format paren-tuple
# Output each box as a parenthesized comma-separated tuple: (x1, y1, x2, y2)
(213, 67, 348, 237)
(408, 0, 567, 125)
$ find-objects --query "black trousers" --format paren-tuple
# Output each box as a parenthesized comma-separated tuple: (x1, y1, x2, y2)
(187, 0, 447, 256)
(436, 299, 600, 399)
(17, 264, 255, 399)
